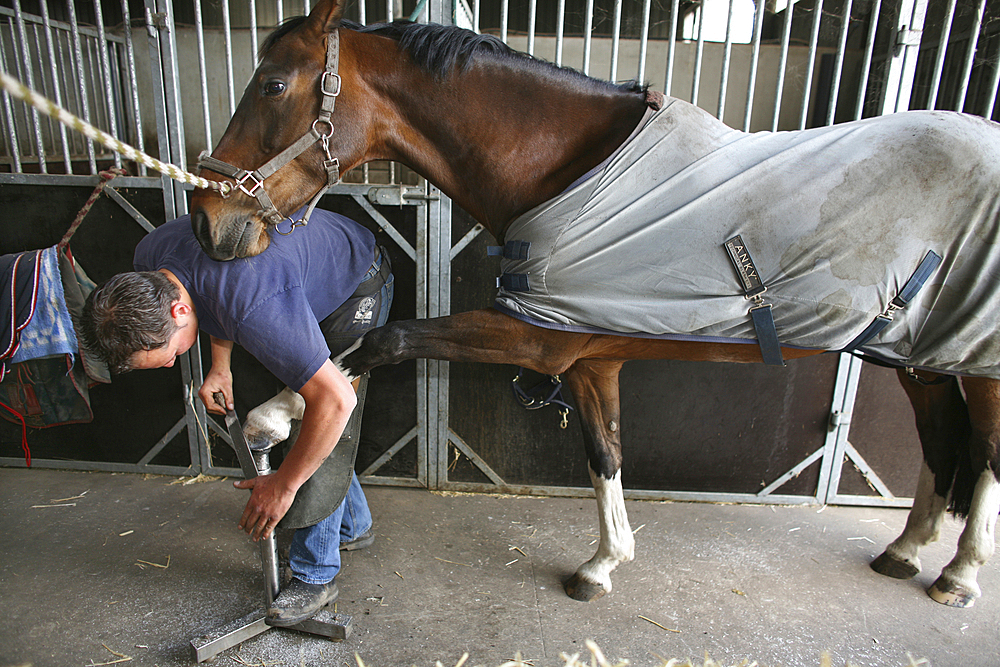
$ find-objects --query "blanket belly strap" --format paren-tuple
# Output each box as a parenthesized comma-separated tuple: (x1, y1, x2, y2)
(487, 240, 530, 260)
(841, 249, 942, 354)
(724, 235, 785, 367)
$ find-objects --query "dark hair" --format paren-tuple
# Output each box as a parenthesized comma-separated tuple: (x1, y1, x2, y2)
(78, 271, 180, 374)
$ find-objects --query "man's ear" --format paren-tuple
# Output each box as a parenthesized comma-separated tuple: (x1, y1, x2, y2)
(170, 300, 192, 321)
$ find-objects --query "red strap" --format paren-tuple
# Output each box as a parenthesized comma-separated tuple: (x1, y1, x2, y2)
(0, 399, 30, 467)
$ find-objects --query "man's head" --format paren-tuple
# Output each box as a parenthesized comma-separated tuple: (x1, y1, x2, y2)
(79, 271, 198, 373)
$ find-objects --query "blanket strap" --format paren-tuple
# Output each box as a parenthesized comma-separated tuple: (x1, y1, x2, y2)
(841, 249, 942, 353)
(487, 240, 530, 260)
(724, 235, 784, 367)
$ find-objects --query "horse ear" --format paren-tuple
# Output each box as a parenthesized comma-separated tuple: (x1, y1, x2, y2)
(307, 0, 345, 33)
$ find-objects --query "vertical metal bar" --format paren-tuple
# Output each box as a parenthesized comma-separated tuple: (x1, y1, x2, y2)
(691, 2, 705, 107)
(32, 22, 59, 155)
(555, 0, 565, 67)
(798, 0, 823, 130)
(222, 0, 236, 116)
(194, 1, 213, 152)
(926, 0, 956, 110)
(93, 0, 123, 168)
(527, 0, 536, 56)
(637, 0, 651, 84)
(0, 30, 22, 173)
(742, 0, 765, 131)
(610, 0, 622, 82)
(500, 0, 508, 43)
(717, 0, 735, 120)
(13, 0, 46, 172)
(825, 0, 853, 126)
(249, 0, 259, 67)
(122, 0, 147, 176)
(359, 0, 367, 25)
(879, 0, 928, 115)
(277, 0, 284, 26)
(38, 2, 71, 172)
(386, 0, 392, 21)
(954, 0, 986, 113)
(820, 354, 864, 503)
(67, 0, 97, 172)
(55, 29, 82, 157)
(771, 0, 793, 131)
(852, 0, 881, 120)
(473, 0, 480, 33)
(582, 0, 593, 75)
(665, 0, 678, 97)
(984, 41, 1000, 120)
(303, 0, 311, 13)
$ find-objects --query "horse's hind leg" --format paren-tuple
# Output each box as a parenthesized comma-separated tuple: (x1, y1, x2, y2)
(560, 359, 634, 602)
(927, 376, 1000, 607)
(872, 370, 968, 581)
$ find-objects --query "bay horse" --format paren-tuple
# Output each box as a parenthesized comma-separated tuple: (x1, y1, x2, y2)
(189, 0, 1000, 608)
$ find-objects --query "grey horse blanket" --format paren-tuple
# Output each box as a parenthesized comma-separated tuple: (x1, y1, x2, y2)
(494, 96, 1000, 378)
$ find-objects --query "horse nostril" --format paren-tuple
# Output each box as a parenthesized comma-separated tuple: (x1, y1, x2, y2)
(190, 208, 214, 251)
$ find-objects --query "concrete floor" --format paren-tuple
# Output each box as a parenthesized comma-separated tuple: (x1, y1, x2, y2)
(2, 468, 997, 667)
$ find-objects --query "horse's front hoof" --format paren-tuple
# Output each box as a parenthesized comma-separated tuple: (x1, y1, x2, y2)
(928, 578, 978, 608)
(564, 573, 608, 602)
(870, 551, 920, 580)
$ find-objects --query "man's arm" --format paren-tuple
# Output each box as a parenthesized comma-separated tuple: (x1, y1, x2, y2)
(233, 359, 357, 541)
(199, 336, 235, 414)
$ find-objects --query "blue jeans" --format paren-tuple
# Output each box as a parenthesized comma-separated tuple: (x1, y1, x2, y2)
(289, 246, 392, 585)
(289, 471, 372, 584)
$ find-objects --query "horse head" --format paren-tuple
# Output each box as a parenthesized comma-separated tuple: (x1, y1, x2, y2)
(189, 0, 369, 260)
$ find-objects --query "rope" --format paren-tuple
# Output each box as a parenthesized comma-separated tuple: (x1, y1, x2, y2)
(0, 69, 230, 196)
(58, 167, 126, 250)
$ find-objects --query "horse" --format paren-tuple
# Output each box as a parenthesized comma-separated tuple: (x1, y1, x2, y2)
(189, 0, 1000, 608)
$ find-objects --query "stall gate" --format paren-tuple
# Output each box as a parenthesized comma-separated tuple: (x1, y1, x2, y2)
(1, 0, 999, 507)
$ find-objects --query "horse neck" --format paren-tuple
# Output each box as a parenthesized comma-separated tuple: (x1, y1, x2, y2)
(367, 52, 649, 240)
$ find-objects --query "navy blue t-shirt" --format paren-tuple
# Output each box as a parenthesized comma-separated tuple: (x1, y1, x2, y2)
(133, 209, 375, 391)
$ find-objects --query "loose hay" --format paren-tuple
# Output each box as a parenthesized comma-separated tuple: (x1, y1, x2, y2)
(346, 641, 931, 667)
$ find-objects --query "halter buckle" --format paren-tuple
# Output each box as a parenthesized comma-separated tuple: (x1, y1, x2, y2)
(236, 171, 265, 198)
(321, 72, 342, 97)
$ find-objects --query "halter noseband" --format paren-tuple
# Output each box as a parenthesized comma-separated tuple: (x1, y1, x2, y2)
(197, 29, 342, 236)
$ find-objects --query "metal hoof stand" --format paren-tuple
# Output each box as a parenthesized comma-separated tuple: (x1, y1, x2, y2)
(190, 407, 351, 662)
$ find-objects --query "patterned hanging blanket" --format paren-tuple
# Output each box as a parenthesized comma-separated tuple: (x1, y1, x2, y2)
(494, 96, 1000, 378)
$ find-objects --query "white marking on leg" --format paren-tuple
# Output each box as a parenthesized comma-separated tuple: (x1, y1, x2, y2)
(884, 461, 948, 572)
(332, 337, 364, 383)
(244, 387, 306, 449)
(937, 469, 1000, 599)
(574, 468, 634, 593)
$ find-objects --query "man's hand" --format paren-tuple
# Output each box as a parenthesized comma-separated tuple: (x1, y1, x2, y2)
(234, 473, 297, 541)
(199, 336, 235, 414)
(199, 366, 234, 414)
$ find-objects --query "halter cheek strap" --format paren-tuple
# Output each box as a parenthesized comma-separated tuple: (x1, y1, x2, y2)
(197, 29, 342, 235)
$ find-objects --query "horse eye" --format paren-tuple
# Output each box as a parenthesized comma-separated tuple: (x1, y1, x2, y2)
(262, 80, 286, 96)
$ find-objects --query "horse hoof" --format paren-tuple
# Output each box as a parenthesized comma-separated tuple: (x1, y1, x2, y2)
(564, 573, 608, 602)
(870, 551, 920, 580)
(928, 578, 977, 608)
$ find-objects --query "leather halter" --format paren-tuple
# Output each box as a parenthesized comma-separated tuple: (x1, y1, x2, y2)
(197, 30, 342, 236)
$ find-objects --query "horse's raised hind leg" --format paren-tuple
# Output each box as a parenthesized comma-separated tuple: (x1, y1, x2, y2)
(559, 359, 634, 602)
(872, 370, 968, 582)
(927, 376, 1000, 608)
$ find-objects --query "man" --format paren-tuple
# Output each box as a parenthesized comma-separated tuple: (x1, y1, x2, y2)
(78, 206, 393, 627)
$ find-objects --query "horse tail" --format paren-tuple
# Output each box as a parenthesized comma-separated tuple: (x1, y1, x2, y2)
(947, 440, 977, 519)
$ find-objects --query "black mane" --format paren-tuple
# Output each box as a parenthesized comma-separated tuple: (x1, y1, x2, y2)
(262, 17, 646, 97)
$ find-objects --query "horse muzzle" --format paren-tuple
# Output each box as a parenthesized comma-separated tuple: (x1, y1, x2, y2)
(190, 206, 270, 260)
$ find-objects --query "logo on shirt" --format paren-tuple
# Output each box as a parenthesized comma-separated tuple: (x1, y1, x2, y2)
(353, 296, 376, 325)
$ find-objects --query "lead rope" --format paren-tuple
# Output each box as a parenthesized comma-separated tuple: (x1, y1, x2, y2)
(0, 70, 230, 197)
